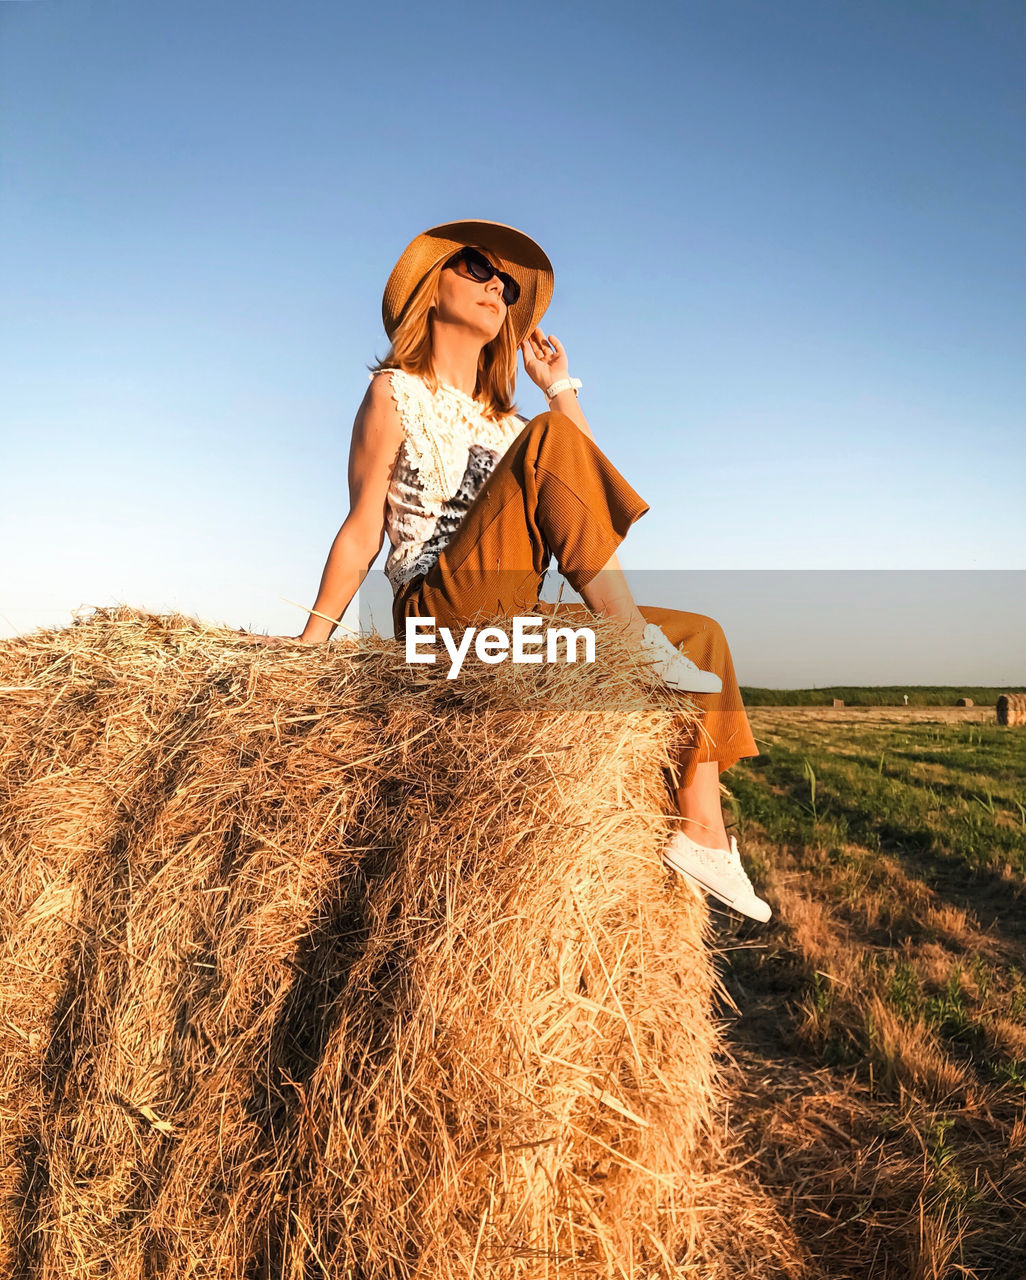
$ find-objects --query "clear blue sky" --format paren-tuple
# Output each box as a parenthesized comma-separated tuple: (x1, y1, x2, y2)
(2, 0, 1023, 684)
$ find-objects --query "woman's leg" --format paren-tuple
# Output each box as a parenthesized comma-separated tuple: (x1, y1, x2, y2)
(576, 550, 647, 643)
(671, 761, 730, 850)
(394, 413, 692, 661)
(636, 605, 758, 849)
(394, 411, 652, 637)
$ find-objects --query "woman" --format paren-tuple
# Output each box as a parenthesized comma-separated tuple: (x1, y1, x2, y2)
(249, 219, 769, 924)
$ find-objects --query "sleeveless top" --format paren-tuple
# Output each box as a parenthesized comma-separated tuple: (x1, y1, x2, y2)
(370, 368, 529, 594)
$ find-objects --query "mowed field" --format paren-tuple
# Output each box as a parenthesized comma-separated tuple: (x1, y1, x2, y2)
(715, 703, 1026, 1278)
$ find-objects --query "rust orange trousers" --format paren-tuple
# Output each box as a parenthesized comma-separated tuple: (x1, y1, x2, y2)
(392, 411, 758, 795)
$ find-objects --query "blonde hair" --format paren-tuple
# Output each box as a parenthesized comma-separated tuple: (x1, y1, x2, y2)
(367, 250, 521, 422)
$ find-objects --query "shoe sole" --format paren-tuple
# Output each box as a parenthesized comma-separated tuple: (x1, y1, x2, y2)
(663, 851, 771, 922)
(663, 675, 723, 694)
(639, 665, 723, 695)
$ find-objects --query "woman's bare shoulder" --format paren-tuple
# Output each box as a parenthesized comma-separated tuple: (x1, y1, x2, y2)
(367, 365, 420, 387)
(367, 366, 429, 409)
(353, 369, 407, 446)
(366, 366, 399, 393)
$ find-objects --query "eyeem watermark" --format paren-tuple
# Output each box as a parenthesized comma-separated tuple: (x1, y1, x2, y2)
(406, 616, 596, 680)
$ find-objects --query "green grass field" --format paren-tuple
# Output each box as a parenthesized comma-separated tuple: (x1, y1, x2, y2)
(739, 685, 1018, 707)
(715, 703, 1026, 1278)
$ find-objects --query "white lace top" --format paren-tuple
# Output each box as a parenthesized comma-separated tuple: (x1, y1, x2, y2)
(371, 368, 528, 594)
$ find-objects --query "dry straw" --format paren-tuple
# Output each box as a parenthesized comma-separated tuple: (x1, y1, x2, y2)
(0, 606, 802, 1278)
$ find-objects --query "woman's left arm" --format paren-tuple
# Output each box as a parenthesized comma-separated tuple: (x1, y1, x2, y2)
(520, 328, 596, 443)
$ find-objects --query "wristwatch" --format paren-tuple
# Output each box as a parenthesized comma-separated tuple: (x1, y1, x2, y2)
(544, 376, 583, 401)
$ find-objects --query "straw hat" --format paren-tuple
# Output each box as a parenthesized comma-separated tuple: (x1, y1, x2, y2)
(381, 219, 553, 346)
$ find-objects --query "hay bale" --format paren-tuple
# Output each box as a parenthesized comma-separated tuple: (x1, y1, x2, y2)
(0, 607, 802, 1278)
(956, 697, 974, 707)
(997, 693, 1026, 726)
(831, 698, 844, 708)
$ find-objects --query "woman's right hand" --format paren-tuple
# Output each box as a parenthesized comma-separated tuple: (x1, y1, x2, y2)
(521, 327, 570, 394)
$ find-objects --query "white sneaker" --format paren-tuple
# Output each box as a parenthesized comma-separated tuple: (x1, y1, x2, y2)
(638, 623, 722, 694)
(662, 831, 772, 922)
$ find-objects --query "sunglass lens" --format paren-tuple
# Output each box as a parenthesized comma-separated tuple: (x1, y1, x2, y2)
(462, 248, 493, 281)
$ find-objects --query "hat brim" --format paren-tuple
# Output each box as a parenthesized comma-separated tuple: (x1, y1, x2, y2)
(382, 219, 553, 347)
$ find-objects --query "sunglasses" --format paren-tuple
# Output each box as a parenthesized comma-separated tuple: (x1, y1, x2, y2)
(444, 246, 521, 308)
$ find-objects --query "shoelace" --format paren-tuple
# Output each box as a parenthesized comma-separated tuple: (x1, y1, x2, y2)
(725, 843, 759, 892)
(669, 834, 752, 883)
(678, 654, 702, 673)
(668, 834, 728, 868)
(642, 628, 702, 675)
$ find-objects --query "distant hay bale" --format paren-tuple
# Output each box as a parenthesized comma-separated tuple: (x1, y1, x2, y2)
(956, 697, 974, 707)
(832, 698, 844, 708)
(997, 693, 1026, 726)
(0, 606, 802, 1279)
